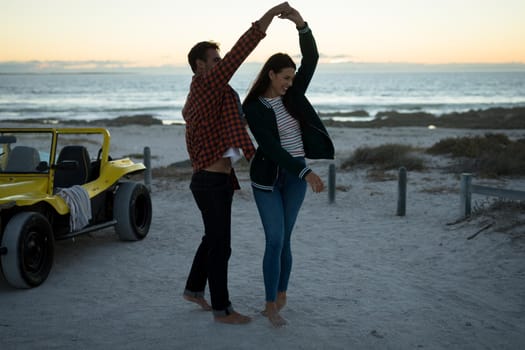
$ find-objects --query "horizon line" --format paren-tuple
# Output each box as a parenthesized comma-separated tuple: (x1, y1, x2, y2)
(1, 61, 525, 74)
(1, 59, 525, 65)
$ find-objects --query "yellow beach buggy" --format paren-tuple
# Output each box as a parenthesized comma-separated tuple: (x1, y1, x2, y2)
(0, 127, 152, 288)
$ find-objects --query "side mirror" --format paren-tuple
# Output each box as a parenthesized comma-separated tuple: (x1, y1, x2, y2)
(36, 161, 49, 172)
(0, 135, 17, 143)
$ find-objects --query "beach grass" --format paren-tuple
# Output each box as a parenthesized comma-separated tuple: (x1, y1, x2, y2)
(5, 106, 525, 129)
(321, 106, 525, 129)
(341, 143, 425, 171)
(427, 133, 525, 177)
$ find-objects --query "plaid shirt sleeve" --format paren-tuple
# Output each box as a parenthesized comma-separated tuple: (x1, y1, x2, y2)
(183, 23, 263, 172)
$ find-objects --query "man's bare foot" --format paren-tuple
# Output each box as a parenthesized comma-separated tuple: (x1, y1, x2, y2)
(263, 302, 287, 327)
(183, 294, 212, 311)
(214, 311, 252, 324)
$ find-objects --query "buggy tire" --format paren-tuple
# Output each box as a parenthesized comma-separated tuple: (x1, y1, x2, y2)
(114, 182, 152, 241)
(1, 212, 54, 289)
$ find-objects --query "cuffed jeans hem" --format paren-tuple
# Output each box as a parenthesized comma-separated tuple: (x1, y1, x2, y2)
(212, 305, 235, 318)
(183, 289, 205, 299)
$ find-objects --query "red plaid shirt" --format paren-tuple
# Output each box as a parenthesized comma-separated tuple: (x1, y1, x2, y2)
(182, 23, 263, 172)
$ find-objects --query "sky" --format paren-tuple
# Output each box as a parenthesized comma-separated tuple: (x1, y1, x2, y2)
(1, 0, 525, 72)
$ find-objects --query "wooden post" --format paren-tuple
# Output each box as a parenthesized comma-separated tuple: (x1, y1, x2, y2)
(460, 173, 472, 217)
(396, 167, 407, 216)
(328, 163, 336, 204)
(144, 146, 152, 192)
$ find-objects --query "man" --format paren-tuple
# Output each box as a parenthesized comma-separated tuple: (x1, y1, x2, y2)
(182, 2, 293, 324)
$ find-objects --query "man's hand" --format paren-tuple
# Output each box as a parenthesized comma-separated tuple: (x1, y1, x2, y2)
(279, 6, 305, 28)
(258, 2, 292, 33)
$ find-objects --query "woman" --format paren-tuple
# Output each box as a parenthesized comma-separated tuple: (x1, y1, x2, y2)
(242, 8, 334, 327)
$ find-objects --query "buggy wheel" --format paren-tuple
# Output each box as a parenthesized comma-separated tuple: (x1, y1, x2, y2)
(114, 182, 152, 241)
(1, 212, 54, 289)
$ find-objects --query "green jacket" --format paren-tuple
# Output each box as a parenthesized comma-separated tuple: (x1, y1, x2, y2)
(244, 25, 335, 191)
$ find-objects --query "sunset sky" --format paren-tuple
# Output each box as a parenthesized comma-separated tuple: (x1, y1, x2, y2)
(1, 0, 524, 71)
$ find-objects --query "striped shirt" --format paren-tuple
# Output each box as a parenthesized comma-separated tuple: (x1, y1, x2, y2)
(264, 96, 305, 157)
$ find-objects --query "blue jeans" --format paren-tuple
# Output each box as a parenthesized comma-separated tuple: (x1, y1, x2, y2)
(252, 160, 307, 302)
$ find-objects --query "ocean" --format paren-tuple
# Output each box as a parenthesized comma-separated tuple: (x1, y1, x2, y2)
(1, 66, 525, 125)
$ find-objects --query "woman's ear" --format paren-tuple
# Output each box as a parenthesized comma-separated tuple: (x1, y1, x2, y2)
(268, 70, 276, 80)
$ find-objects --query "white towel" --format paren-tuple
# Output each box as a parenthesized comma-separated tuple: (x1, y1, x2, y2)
(57, 185, 92, 232)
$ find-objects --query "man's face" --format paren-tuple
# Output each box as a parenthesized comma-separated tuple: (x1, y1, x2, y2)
(199, 48, 221, 73)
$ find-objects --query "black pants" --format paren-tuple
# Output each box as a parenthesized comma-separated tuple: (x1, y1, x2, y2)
(185, 170, 234, 314)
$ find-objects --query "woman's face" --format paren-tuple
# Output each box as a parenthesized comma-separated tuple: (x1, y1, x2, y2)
(266, 67, 295, 97)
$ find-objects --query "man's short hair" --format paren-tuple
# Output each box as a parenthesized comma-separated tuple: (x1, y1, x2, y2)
(188, 41, 220, 73)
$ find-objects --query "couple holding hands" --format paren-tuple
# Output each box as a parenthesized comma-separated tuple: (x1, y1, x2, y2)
(181, 2, 334, 327)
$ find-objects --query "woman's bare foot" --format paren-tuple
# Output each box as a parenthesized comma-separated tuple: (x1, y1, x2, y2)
(267, 311, 287, 327)
(276, 292, 287, 311)
(183, 294, 212, 311)
(263, 302, 287, 327)
(261, 292, 287, 316)
(214, 311, 252, 324)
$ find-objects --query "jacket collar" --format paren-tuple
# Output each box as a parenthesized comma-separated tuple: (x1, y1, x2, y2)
(258, 96, 273, 109)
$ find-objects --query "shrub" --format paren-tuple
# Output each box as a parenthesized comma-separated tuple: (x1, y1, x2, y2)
(426, 133, 511, 158)
(426, 134, 525, 177)
(341, 143, 425, 171)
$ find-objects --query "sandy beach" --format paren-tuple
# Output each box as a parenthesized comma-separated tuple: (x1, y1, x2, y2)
(1, 123, 524, 349)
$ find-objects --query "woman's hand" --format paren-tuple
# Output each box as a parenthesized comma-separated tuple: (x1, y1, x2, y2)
(305, 171, 324, 193)
(279, 6, 305, 28)
(258, 2, 292, 33)
(269, 2, 292, 18)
